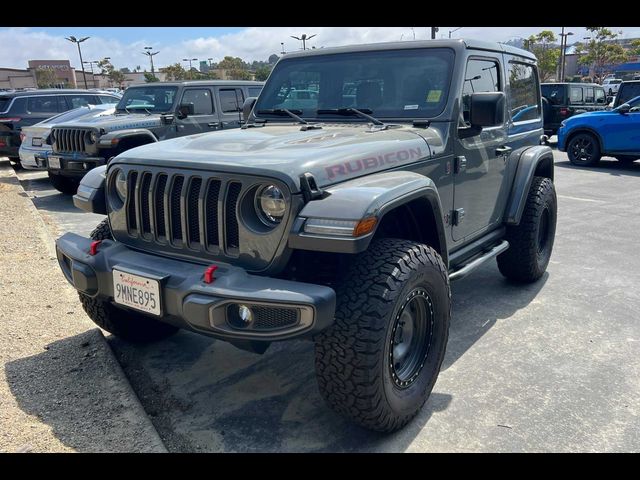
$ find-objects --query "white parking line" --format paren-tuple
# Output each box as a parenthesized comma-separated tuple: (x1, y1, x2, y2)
(557, 194, 604, 203)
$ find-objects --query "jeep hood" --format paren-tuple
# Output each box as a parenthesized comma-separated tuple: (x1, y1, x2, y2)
(58, 112, 163, 132)
(115, 124, 443, 192)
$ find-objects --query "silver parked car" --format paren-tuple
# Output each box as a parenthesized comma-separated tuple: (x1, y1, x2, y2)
(19, 103, 116, 170)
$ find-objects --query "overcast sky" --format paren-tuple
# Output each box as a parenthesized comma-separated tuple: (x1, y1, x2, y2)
(2, 26, 639, 71)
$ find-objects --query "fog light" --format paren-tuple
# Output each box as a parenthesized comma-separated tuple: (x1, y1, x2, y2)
(238, 305, 253, 325)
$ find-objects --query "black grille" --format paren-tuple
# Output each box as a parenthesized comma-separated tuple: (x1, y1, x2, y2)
(53, 127, 91, 154)
(225, 182, 242, 250)
(121, 170, 268, 255)
(253, 306, 299, 330)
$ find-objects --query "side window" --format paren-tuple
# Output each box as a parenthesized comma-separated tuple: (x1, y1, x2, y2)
(98, 95, 119, 105)
(508, 62, 541, 122)
(584, 87, 595, 104)
(181, 89, 214, 115)
(8, 97, 27, 114)
(27, 96, 59, 114)
(569, 86, 583, 104)
(595, 88, 606, 104)
(461, 58, 500, 124)
(219, 88, 244, 113)
(248, 87, 262, 98)
(68, 95, 96, 109)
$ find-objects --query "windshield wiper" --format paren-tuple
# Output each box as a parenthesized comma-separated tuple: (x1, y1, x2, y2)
(256, 108, 308, 124)
(316, 107, 385, 126)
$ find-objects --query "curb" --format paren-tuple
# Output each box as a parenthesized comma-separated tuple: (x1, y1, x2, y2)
(1, 160, 168, 452)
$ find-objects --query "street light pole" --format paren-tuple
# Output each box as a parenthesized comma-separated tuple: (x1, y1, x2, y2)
(143, 47, 159, 74)
(291, 34, 316, 50)
(182, 58, 197, 79)
(431, 27, 439, 39)
(449, 27, 463, 38)
(66, 36, 90, 89)
(558, 28, 574, 81)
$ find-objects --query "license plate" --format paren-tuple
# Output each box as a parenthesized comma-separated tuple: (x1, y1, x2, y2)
(48, 156, 61, 169)
(112, 269, 161, 316)
(32, 137, 43, 147)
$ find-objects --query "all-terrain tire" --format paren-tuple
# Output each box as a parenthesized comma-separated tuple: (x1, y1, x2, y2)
(497, 177, 557, 283)
(78, 219, 179, 343)
(49, 172, 79, 195)
(314, 238, 451, 432)
(567, 132, 601, 166)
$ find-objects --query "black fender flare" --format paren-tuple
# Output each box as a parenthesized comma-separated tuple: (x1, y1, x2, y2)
(73, 165, 107, 214)
(504, 145, 554, 225)
(288, 170, 448, 265)
(97, 129, 158, 150)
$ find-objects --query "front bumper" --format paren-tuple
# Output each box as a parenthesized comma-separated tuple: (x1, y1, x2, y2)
(19, 145, 49, 170)
(55, 232, 336, 342)
(48, 153, 107, 178)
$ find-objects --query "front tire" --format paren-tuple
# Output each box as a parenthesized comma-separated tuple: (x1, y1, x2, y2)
(78, 219, 179, 343)
(49, 172, 80, 195)
(314, 239, 450, 432)
(497, 177, 557, 283)
(567, 132, 601, 166)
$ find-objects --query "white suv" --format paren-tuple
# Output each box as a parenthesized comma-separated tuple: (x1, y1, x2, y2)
(602, 78, 623, 95)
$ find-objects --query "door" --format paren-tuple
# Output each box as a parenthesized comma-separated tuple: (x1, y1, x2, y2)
(216, 87, 245, 129)
(175, 87, 219, 136)
(452, 56, 508, 241)
(603, 107, 640, 154)
(594, 88, 607, 110)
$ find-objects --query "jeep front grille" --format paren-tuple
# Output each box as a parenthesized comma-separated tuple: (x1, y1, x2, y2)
(52, 127, 92, 154)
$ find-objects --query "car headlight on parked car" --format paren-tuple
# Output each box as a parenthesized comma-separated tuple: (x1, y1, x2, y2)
(89, 131, 98, 143)
(255, 185, 286, 224)
(114, 170, 128, 202)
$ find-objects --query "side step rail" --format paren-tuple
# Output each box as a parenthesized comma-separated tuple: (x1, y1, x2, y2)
(449, 240, 509, 282)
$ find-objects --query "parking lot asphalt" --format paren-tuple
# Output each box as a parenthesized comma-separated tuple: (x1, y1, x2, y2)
(10, 148, 640, 452)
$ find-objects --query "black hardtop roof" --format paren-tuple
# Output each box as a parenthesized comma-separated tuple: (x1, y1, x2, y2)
(126, 80, 264, 88)
(279, 38, 536, 61)
(0, 88, 108, 98)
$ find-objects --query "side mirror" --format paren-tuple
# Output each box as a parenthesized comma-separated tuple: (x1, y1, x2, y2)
(242, 97, 257, 122)
(469, 92, 505, 127)
(616, 103, 631, 114)
(176, 103, 195, 119)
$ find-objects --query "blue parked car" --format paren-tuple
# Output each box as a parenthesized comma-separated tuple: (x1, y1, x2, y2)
(557, 95, 640, 166)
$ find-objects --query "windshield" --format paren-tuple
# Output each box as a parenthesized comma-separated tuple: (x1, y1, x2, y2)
(617, 83, 640, 105)
(541, 84, 566, 105)
(116, 86, 178, 113)
(254, 48, 455, 121)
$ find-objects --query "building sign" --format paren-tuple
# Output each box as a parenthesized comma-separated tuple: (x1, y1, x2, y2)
(28, 60, 76, 87)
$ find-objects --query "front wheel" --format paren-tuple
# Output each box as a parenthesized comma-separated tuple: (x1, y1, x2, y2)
(314, 238, 450, 432)
(567, 133, 601, 166)
(49, 172, 79, 195)
(497, 177, 557, 283)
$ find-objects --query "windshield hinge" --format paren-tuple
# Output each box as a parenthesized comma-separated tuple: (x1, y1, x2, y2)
(299, 172, 326, 202)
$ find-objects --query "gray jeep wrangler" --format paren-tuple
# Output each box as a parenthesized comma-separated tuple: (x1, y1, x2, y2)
(55, 40, 557, 432)
(45, 80, 264, 194)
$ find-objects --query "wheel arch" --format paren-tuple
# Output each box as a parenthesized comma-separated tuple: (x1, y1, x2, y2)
(565, 127, 605, 154)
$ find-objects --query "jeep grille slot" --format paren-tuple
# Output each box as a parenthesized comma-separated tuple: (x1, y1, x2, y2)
(52, 127, 91, 154)
(187, 177, 202, 247)
(205, 179, 221, 249)
(154, 174, 168, 238)
(126, 171, 138, 232)
(140, 173, 152, 236)
(225, 182, 242, 252)
(170, 176, 185, 244)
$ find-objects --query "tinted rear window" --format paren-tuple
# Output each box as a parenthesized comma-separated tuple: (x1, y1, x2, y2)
(618, 83, 640, 105)
(0, 97, 10, 112)
(541, 84, 566, 105)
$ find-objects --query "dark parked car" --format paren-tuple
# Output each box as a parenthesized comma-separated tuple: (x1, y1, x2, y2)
(612, 80, 640, 109)
(541, 82, 607, 136)
(0, 89, 119, 164)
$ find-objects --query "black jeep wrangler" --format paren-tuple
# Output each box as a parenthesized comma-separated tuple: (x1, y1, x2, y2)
(56, 40, 556, 432)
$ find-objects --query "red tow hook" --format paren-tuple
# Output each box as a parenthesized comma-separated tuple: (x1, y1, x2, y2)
(89, 240, 102, 256)
(204, 265, 218, 284)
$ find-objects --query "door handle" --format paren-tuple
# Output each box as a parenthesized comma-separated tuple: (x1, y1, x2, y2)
(207, 123, 218, 128)
(495, 146, 513, 156)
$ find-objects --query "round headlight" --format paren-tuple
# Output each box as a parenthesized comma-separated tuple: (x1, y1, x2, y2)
(114, 170, 127, 202)
(89, 131, 98, 143)
(255, 185, 286, 224)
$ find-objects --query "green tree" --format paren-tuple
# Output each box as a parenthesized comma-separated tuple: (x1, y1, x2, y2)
(144, 72, 160, 83)
(576, 27, 628, 83)
(218, 56, 252, 80)
(523, 30, 560, 82)
(98, 58, 126, 87)
(254, 65, 272, 81)
(35, 68, 58, 88)
(160, 63, 188, 81)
